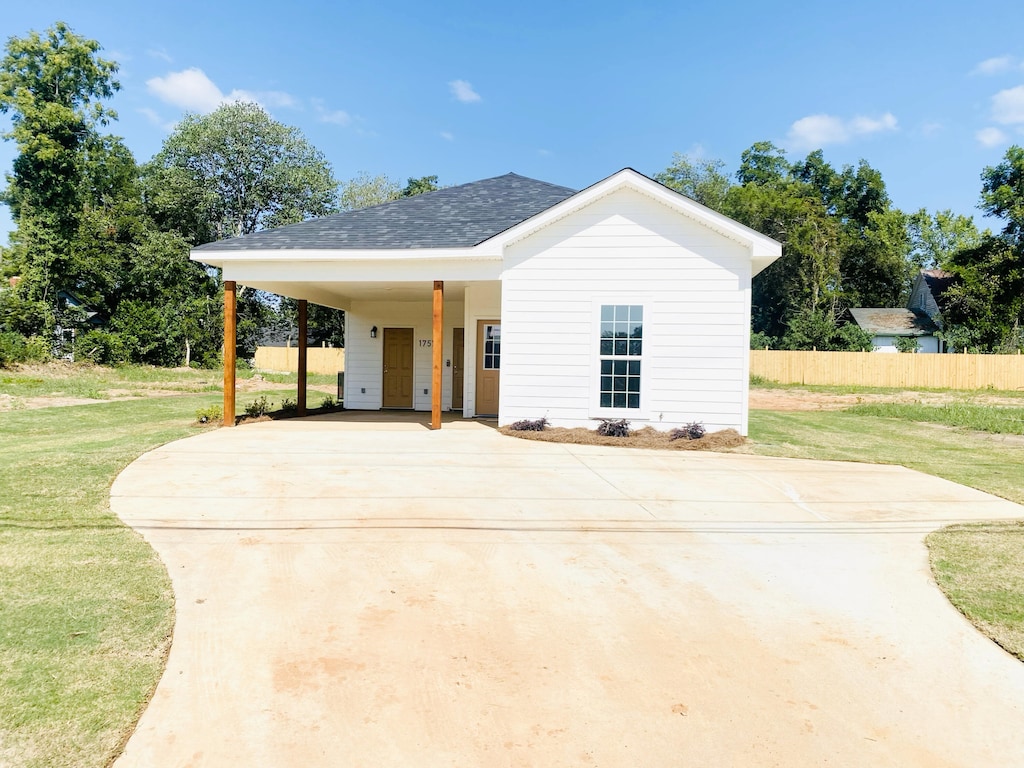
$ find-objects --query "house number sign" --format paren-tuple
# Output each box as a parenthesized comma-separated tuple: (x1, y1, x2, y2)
(418, 339, 432, 347)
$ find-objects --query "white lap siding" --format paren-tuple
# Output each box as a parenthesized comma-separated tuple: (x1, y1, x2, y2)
(500, 187, 752, 434)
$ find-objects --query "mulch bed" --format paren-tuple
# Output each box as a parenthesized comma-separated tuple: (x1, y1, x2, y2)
(498, 424, 746, 451)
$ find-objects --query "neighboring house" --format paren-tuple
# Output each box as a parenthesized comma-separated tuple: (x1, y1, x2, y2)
(850, 268, 956, 353)
(193, 169, 782, 434)
(55, 290, 104, 359)
(847, 308, 941, 353)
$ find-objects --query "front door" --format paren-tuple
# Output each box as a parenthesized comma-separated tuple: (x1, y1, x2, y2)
(452, 327, 465, 410)
(382, 327, 414, 408)
(475, 320, 500, 416)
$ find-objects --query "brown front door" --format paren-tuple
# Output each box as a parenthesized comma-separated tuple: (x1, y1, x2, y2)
(475, 320, 500, 416)
(382, 328, 414, 408)
(452, 327, 465, 410)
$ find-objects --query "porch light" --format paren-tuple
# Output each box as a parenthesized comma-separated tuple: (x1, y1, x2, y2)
(370, 326, 377, 338)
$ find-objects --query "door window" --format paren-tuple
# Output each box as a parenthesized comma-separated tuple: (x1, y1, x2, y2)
(483, 324, 501, 370)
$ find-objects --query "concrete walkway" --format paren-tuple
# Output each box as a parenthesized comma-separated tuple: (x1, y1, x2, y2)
(111, 415, 1024, 767)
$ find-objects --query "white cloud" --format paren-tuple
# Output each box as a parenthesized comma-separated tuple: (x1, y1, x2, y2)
(850, 113, 898, 134)
(311, 97, 351, 125)
(147, 67, 298, 114)
(786, 112, 898, 149)
(992, 84, 1024, 124)
(920, 121, 944, 137)
(449, 79, 481, 103)
(146, 47, 173, 63)
(318, 108, 351, 125)
(976, 126, 1009, 147)
(138, 107, 177, 132)
(235, 89, 297, 109)
(147, 67, 227, 112)
(972, 56, 1014, 75)
(440, 131, 455, 141)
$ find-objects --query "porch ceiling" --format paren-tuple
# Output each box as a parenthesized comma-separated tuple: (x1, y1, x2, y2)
(242, 280, 473, 310)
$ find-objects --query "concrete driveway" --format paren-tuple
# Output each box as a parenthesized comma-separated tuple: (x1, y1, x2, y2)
(111, 415, 1024, 767)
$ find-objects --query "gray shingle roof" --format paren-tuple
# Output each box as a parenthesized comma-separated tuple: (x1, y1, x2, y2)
(194, 173, 577, 252)
(849, 308, 940, 336)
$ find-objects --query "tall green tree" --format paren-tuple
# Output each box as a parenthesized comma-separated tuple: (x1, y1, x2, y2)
(338, 171, 401, 211)
(907, 209, 983, 270)
(146, 102, 340, 358)
(0, 22, 119, 229)
(144, 101, 338, 244)
(0, 22, 120, 335)
(401, 174, 441, 197)
(941, 146, 1024, 351)
(656, 142, 919, 348)
(654, 153, 732, 209)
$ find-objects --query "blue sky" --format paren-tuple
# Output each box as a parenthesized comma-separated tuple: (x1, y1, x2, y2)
(2, 0, 1024, 240)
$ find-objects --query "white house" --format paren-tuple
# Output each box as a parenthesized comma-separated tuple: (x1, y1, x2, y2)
(193, 169, 782, 434)
(847, 308, 942, 353)
(849, 269, 954, 353)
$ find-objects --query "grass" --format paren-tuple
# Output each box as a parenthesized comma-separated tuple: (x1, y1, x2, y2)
(747, 410, 1024, 505)
(928, 522, 1024, 661)
(0, 387, 283, 768)
(749, 375, 1024, 399)
(0, 362, 339, 403)
(845, 402, 1024, 434)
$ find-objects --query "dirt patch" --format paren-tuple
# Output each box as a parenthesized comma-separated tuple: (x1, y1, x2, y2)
(499, 424, 746, 451)
(0, 393, 111, 411)
(749, 387, 1024, 411)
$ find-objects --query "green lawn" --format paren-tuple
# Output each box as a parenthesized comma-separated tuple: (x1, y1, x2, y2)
(0, 396, 226, 767)
(748, 409, 1024, 505)
(0, 362, 337, 404)
(928, 522, 1024, 661)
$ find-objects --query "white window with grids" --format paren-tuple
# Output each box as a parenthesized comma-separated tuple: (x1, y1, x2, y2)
(598, 304, 643, 410)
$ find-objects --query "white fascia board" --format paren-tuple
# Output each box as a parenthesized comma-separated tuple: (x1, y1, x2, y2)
(190, 247, 499, 268)
(482, 168, 783, 264)
(222, 257, 503, 284)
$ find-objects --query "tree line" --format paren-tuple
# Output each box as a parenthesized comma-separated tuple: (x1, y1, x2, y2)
(0, 23, 439, 367)
(655, 144, 1023, 353)
(1, 22, 1022, 369)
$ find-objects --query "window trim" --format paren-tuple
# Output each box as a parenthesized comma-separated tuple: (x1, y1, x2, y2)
(590, 299, 651, 420)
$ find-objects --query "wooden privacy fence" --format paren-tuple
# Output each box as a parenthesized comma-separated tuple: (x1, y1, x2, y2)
(254, 346, 345, 375)
(750, 350, 1024, 390)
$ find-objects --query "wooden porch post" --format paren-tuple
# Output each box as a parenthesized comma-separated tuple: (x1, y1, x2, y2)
(297, 299, 308, 416)
(431, 280, 444, 430)
(223, 280, 236, 427)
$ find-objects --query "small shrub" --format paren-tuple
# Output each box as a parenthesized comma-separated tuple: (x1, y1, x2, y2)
(244, 395, 272, 418)
(280, 397, 297, 412)
(73, 330, 129, 365)
(670, 421, 706, 441)
(893, 336, 920, 353)
(749, 331, 775, 350)
(596, 418, 631, 437)
(320, 395, 336, 409)
(509, 417, 549, 431)
(0, 332, 51, 367)
(195, 404, 223, 424)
